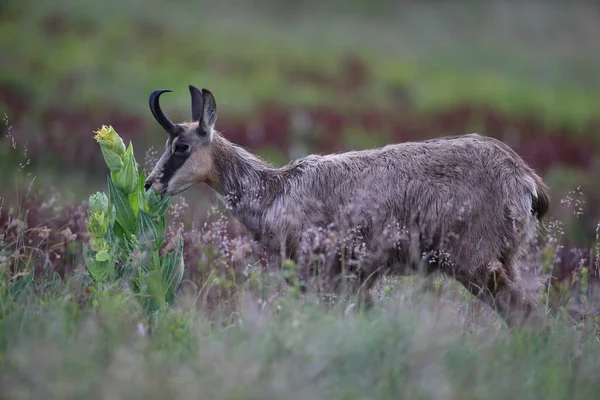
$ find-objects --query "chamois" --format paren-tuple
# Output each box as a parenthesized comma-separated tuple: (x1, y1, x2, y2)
(145, 85, 550, 328)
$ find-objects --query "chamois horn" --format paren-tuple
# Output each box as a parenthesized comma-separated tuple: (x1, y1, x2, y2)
(149, 89, 176, 134)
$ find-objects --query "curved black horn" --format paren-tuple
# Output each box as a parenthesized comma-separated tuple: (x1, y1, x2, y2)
(149, 89, 176, 134)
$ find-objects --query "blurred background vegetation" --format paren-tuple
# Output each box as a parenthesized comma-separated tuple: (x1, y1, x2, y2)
(1, 0, 599, 243)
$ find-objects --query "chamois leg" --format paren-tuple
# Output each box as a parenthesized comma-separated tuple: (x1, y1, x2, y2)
(322, 258, 379, 311)
(457, 261, 537, 330)
(332, 276, 376, 311)
(355, 271, 379, 311)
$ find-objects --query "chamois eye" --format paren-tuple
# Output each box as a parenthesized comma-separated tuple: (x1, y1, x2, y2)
(174, 143, 189, 154)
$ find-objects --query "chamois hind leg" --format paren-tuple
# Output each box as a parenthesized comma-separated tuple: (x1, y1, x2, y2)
(456, 260, 537, 330)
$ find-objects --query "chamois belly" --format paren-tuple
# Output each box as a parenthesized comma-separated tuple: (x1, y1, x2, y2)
(296, 182, 496, 273)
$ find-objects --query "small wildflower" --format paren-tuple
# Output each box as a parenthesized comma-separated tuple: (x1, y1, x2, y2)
(36, 226, 51, 240)
(144, 146, 160, 172)
(560, 186, 585, 217)
(60, 227, 77, 242)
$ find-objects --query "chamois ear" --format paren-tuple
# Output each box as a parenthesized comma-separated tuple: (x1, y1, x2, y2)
(189, 85, 217, 138)
(200, 88, 217, 132)
(189, 85, 204, 122)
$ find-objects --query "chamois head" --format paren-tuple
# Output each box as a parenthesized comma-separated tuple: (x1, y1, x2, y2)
(145, 85, 218, 195)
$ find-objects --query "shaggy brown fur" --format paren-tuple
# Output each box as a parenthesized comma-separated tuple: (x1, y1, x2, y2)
(146, 85, 550, 329)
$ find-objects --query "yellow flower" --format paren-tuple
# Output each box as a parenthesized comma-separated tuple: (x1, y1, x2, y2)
(87, 211, 107, 237)
(94, 125, 128, 172)
(94, 125, 126, 156)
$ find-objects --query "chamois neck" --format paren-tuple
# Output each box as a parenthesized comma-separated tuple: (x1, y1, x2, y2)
(210, 135, 280, 213)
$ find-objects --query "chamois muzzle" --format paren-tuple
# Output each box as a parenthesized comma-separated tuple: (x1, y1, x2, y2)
(149, 89, 176, 134)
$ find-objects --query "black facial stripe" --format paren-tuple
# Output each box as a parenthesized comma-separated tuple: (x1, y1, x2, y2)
(159, 153, 190, 186)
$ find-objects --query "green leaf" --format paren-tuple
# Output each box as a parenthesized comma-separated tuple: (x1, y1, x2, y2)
(129, 192, 140, 219)
(114, 143, 139, 194)
(8, 272, 33, 300)
(146, 186, 159, 209)
(108, 203, 117, 227)
(105, 220, 119, 244)
(139, 269, 167, 313)
(137, 169, 147, 212)
(95, 249, 110, 262)
(138, 168, 146, 191)
(150, 195, 171, 218)
(146, 184, 170, 216)
(136, 210, 165, 251)
(84, 244, 114, 283)
(161, 231, 185, 304)
(108, 176, 136, 234)
(100, 146, 124, 172)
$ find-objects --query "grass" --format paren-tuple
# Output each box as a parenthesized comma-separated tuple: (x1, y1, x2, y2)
(1, 273, 600, 399)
